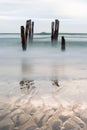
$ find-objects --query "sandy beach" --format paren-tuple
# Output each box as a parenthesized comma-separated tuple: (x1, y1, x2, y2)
(0, 79, 87, 130)
(1, 95, 87, 130)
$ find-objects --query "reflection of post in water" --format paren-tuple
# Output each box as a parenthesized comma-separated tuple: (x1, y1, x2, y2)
(51, 63, 60, 90)
(50, 63, 61, 106)
(19, 58, 36, 95)
(21, 58, 30, 75)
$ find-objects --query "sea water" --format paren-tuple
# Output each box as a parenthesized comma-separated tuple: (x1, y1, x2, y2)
(0, 33, 87, 101)
(0, 33, 87, 129)
(0, 33, 87, 80)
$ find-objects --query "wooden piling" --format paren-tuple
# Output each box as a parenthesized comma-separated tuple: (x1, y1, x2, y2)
(25, 21, 29, 41)
(20, 26, 27, 51)
(51, 19, 59, 41)
(54, 19, 59, 40)
(61, 36, 65, 51)
(51, 22, 54, 41)
(31, 21, 34, 40)
(28, 19, 32, 40)
(20, 19, 34, 50)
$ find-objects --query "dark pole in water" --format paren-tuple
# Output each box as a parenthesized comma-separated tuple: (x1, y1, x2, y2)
(51, 19, 59, 41)
(61, 36, 65, 51)
(20, 19, 34, 50)
(20, 26, 27, 51)
(51, 22, 54, 41)
(54, 19, 59, 40)
(25, 20, 29, 41)
(31, 21, 34, 40)
(29, 19, 32, 40)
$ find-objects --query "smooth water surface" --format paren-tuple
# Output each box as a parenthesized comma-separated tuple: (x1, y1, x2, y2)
(0, 33, 87, 130)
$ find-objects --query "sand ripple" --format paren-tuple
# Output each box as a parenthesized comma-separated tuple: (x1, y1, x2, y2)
(0, 101, 87, 130)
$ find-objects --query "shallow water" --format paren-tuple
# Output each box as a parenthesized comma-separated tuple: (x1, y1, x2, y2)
(0, 33, 87, 101)
(0, 33, 87, 129)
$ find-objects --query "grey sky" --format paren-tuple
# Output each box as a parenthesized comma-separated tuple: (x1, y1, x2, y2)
(0, 0, 87, 33)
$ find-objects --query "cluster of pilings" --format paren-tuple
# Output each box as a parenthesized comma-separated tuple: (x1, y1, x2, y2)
(20, 19, 34, 51)
(20, 19, 66, 51)
(51, 19, 59, 41)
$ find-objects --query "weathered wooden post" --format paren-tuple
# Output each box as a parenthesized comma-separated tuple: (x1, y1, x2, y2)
(31, 21, 34, 40)
(51, 22, 54, 41)
(25, 21, 28, 41)
(20, 19, 34, 50)
(25, 20, 29, 41)
(54, 19, 59, 40)
(51, 19, 59, 41)
(29, 19, 32, 40)
(61, 36, 65, 51)
(20, 26, 27, 51)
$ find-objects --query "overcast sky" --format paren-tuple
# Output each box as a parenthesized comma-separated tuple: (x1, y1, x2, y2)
(0, 0, 87, 33)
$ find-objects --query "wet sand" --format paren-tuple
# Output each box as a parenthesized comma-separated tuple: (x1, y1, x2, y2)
(0, 80, 87, 130)
(0, 100, 87, 130)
